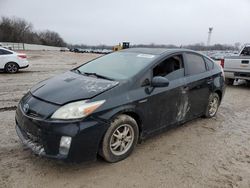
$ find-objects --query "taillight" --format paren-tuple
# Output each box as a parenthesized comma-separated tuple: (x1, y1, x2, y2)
(220, 59, 224, 68)
(18, 54, 27, 59)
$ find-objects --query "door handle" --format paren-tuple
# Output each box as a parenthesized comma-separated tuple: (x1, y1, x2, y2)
(241, 60, 249, 64)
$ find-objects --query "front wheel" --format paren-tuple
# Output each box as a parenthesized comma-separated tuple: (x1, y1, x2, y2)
(5, 62, 19, 73)
(100, 115, 139, 163)
(205, 93, 220, 118)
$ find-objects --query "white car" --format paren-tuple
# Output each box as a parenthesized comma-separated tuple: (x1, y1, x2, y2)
(0, 47, 29, 73)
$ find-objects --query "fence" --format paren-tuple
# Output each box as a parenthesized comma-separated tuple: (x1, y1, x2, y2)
(0, 42, 62, 51)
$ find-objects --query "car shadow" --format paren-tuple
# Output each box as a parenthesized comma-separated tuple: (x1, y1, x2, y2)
(231, 80, 250, 89)
(0, 70, 45, 75)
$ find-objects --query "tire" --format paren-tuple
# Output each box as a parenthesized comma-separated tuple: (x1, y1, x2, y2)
(5, 62, 19, 73)
(246, 80, 250, 87)
(225, 78, 234, 85)
(100, 115, 139, 163)
(204, 93, 220, 118)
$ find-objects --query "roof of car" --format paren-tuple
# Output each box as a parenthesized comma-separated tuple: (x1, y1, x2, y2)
(121, 47, 193, 55)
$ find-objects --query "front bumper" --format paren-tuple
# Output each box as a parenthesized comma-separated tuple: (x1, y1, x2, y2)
(16, 124, 68, 160)
(18, 59, 29, 68)
(19, 64, 29, 69)
(15, 104, 108, 162)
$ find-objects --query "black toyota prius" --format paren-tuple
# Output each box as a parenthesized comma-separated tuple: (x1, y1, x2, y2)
(15, 48, 225, 163)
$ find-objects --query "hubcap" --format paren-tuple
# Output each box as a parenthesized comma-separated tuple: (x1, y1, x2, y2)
(209, 97, 219, 116)
(110, 124, 134, 156)
(7, 63, 18, 73)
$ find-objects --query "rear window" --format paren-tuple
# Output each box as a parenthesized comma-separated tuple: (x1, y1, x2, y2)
(241, 47, 250, 56)
(204, 57, 214, 70)
(185, 53, 206, 75)
(0, 49, 12, 55)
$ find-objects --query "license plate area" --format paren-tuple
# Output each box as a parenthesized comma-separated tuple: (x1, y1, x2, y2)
(234, 72, 250, 77)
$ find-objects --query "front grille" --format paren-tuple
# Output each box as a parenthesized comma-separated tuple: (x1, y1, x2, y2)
(20, 94, 59, 119)
(16, 125, 45, 156)
(27, 110, 42, 118)
(26, 131, 40, 143)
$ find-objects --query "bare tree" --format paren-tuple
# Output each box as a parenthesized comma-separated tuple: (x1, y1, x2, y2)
(39, 30, 66, 47)
(0, 16, 66, 47)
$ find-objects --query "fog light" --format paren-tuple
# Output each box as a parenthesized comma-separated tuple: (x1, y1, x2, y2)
(59, 136, 72, 156)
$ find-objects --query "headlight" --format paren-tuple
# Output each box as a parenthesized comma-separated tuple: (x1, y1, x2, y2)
(51, 100, 105, 120)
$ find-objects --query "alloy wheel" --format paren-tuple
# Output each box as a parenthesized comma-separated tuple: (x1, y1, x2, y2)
(6, 63, 18, 73)
(208, 97, 219, 117)
(109, 124, 134, 156)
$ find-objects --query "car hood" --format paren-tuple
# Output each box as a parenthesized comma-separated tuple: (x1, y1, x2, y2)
(30, 71, 119, 105)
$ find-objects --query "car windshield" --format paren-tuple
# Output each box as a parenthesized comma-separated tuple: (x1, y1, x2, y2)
(77, 52, 158, 80)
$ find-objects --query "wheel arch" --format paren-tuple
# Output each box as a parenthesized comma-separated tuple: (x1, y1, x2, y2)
(5, 61, 20, 68)
(97, 108, 143, 159)
(97, 107, 143, 153)
(107, 108, 143, 138)
(121, 111, 142, 136)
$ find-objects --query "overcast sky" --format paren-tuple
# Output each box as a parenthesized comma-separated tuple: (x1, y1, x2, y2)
(0, 0, 250, 45)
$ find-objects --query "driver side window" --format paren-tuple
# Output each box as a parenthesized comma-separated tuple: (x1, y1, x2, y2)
(153, 55, 184, 81)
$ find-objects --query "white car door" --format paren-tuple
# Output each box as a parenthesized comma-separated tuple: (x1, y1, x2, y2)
(0, 49, 7, 69)
(0, 48, 15, 69)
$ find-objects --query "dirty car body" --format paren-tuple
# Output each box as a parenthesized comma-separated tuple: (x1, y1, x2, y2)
(15, 48, 225, 162)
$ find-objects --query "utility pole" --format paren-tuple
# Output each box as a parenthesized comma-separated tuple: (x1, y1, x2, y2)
(207, 27, 213, 46)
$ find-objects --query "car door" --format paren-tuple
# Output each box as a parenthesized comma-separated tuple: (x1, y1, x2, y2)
(183, 53, 211, 120)
(0, 49, 12, 69)
(137, 54, 186, 134)
(0, 49, 6, 69)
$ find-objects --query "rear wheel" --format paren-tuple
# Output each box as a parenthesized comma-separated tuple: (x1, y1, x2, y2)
(5, 62, 19, 73)
(100, 115, 139, 163)
(205, 93, 220, 118)
(225, 78, 234, 85)
(246, 80, 250, 87)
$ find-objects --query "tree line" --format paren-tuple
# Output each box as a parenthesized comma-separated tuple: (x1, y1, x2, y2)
(132, 43, 241, 51)
(0, 16, 66, 47)
(72, 43, 241, 51)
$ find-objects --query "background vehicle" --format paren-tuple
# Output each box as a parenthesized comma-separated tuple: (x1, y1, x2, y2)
(60, 47, 69, 52)
(222, 44, 250, 85)
(113, 42, 130, 51)
(0, 47, 28, 73)
(0, 43, 12, 50)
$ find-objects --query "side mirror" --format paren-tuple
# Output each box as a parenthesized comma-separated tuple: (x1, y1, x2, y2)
(151, 76, 169, 87)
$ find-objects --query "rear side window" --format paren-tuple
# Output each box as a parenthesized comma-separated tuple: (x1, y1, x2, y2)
(240, 47, 250, 56)
(0, 49, 12, 55)
(204, 57, 214, 70)
(185, 53, 206, 75)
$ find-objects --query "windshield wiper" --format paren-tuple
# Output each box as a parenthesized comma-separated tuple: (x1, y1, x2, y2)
(72, 69, 82, 74)
(72, 69, 114, 81)
(83, 72, 114, 81)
